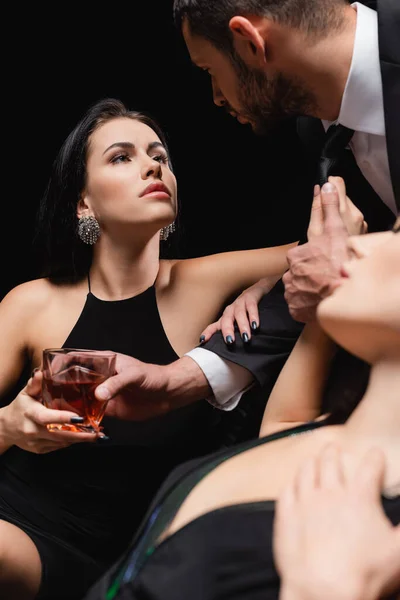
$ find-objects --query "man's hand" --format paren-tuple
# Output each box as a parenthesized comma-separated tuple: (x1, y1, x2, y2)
(95, 354, 211, 421)
(283, 177, 366, 323)
(274, 445, 400, 600)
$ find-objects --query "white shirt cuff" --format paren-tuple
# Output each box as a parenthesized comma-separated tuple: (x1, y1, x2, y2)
(185, 347, 253, 411)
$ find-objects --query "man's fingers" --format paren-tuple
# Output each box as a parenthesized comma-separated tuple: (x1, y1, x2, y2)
(274, 480, 296, 547)
(296, 455, 318, 500)
(95, 370, 141, 402)
(354, 447, 386, 499)
(318, 443, 345, 489)
(328, 176, 347, 212)
(307, 185, 323, 238)
(320, 182, 348, 235)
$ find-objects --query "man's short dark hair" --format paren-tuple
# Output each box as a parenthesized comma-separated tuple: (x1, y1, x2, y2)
(173, 0, 348, 54)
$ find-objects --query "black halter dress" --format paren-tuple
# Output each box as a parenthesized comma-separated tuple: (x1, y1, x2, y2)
(83, 421, 400, 600)
(0, 283, 221, 599)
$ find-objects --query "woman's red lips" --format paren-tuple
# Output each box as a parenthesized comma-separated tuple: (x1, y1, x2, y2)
(140, 183, 171, 197)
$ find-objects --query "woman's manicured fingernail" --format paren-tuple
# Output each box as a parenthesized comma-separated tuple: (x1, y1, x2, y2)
(225, 335, 234, 345)
(97, 435, 111, 443)
(242, 333, 249, 343)
(70, 416, 85, 424)
(251, 321, 258, 331)
(199, 335, 206, 344)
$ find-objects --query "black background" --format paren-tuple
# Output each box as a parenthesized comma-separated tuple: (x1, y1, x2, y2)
(1, 2, 315, 300)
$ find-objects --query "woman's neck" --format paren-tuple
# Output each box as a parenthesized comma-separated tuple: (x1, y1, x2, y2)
(88, 234, 161, 300)
(342, 356, 400, 486)
(346, 357, 400, 436)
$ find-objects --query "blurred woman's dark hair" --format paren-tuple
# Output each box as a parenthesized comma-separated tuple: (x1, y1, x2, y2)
(322, 348, 370, 425)
(33, 98, 177, 283)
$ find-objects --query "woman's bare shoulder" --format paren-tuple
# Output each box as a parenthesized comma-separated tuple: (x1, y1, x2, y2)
(0, 278, 79, 316)
(158, 257, 212, 284)
(1, 278, 52, 307)
(156, 259, 181, 288)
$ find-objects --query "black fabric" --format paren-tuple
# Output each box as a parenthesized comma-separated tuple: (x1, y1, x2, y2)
(83, 421, 400, 600)
(0, 286, 224, 600)
(377, 0, 400, 210)
(204, 279, 303, 390)
(296, 115, 395, 234)
(203, 279, 304, 443)
(318, 124, 355, 187)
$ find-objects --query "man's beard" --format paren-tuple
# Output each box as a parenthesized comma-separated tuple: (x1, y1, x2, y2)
(230, 51, 318, 135)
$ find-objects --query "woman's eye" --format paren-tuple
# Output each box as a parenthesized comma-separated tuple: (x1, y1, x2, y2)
(111, 154, 131, 164)
(153, 154, 169, 165)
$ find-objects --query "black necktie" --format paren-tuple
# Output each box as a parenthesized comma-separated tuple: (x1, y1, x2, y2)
(296, 123, 356, 246)
(318, 123, 355, 187)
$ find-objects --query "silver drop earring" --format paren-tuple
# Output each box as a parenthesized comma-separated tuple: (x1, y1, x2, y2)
(78, 215, 101, 245)
(160, 222, 176, 241)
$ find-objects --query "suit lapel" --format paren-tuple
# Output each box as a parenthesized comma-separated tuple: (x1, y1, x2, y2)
(377, 0, 400, 211)
(298, 1, 400, 213)
(359, 0, 377, 8)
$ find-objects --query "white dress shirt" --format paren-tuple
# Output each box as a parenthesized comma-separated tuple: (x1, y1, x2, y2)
(322, 2, 397, 215)
(186, 1, 396, 410)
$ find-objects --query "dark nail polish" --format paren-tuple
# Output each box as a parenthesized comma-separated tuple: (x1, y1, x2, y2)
(251, 321, 258, 331)
(97, 435, 111, 443)
(70, 416, 85, 424)
(199, 335, 206, 344)
(226, 335, 234, 345)
(242, 333, 249, 343)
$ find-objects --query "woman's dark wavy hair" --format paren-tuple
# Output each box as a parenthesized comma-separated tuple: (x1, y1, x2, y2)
(33, 98, 174, 283)
(322, 349, 371, 425)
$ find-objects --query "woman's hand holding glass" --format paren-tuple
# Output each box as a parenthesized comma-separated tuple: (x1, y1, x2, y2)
(0, 370, 98, 454)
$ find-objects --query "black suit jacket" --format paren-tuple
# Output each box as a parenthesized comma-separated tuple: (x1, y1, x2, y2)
(203, 0, 399, 440)
(378, 0, 400, 208)
(297, 0, 399, 221)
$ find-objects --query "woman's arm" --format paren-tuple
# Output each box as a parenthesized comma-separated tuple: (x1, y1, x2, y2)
(179, 241, 298, 307)
(0, 282, 45, 453)
(0, 282, 98, 454)
(0, 284, 34, 401)
(259, 182, 367, 436)
(259, 321, 336, 436)
(163, 241, 298, 354)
